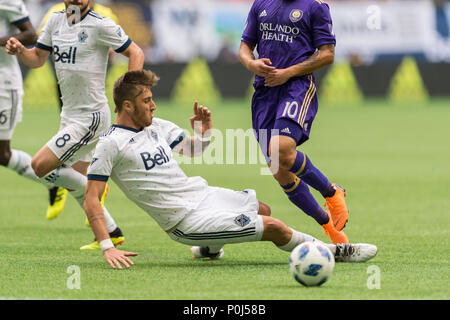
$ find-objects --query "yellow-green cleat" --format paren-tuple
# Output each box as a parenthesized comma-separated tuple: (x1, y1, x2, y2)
(79, 237, 125, 250)
(80, 227, 124, 250)
(46, 187, 68, 220)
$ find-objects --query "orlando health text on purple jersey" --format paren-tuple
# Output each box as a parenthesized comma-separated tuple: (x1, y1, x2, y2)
(241, 0, 336, 88)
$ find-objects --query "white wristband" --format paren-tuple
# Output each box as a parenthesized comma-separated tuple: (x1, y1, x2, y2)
(197, 134, 211, 142)
(99, 238, 114, 251)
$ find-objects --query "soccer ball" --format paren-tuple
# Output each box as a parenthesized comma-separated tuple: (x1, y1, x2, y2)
(289, 241, 335, 287)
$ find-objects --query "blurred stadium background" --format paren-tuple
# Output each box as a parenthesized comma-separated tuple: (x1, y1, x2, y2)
(21, 0, 450, 107)
(1, 0, 449, 300)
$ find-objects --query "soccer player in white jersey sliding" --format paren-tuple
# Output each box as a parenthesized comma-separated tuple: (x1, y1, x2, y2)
(5, 0, 145, 249)
(0, 0, 68, 221)
(84, 70, 377, 269)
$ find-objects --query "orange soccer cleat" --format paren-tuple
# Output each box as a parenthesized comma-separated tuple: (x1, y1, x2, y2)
(324, 183, 349, 231)
(322, 210, 349, 244)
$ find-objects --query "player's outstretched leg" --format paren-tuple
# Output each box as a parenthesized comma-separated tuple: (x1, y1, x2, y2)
(260, 214, 376, 263)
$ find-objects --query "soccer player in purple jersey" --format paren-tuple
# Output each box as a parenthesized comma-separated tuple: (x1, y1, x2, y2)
(239, 0, 349, 244)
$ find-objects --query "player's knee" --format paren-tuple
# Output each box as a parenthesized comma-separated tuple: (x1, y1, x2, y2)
(0, 149, 11, 166)
(270, 145, 296, 170)
(278, 148, 297, 170)
(258, 201, 271, 216)
(269, 136, 297, 170)
(31, 158, 46, 178)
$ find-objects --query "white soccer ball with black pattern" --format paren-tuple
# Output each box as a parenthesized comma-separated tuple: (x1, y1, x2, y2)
(289, 241, 335, 287)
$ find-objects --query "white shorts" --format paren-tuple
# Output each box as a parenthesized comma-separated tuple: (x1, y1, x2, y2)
(46, 108, 110, 166)
(168, 186, 264, 247)
(0, 89, 23, 140)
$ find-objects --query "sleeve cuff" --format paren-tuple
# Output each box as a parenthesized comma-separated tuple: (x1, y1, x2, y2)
(35, 42, 53, 52)
(115, 37, 132, 53)
(241, 36, 257, 46)
(169, 132, 186, 149)
(313, 39, 336, 49)
(11, 16, 30, 26)
(87, 174, 109, 182)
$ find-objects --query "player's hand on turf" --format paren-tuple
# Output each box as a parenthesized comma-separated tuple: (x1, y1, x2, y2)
(249, 58, 275, 77)
(5, 37, 25, 55)
(264, 68, 292, 87)
(103, 247, 138, 270)
(190, 101, 212, 137)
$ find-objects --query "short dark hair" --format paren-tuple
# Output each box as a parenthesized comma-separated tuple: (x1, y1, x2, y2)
(113, 70, 160, 112)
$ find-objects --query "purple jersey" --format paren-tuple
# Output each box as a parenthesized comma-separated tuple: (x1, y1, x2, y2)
(242, 0, 336, 88)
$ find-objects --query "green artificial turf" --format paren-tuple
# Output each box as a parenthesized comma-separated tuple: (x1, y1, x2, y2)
(0, 99, 449, 300)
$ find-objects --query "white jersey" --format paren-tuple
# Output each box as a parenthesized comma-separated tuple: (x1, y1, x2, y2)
(87, 118, 209, 231)
(36, 9, 131, 118)
(0, 0, 29, 90)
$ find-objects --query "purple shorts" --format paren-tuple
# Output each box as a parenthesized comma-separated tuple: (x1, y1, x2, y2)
(251, 75, 318, 159)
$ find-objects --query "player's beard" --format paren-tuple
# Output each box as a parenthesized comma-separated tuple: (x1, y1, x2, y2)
(131, 107, 152, 129)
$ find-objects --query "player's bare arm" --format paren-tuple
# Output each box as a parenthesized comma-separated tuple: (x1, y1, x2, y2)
(120, 41, 145, 71)
(173, 101, 212, 157)
(84, 179, 138, 269)
(5, 37, 50, 68)
(0, 20, 37, 47)
(239, 41, 275, 77)
(264, 44, 335, 87)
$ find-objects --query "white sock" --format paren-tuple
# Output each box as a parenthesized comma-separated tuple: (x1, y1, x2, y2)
(41, 165, 86, 190)
(277, 228, 326, 252)
(7, 149, 42, 184)
(43, 166, 118, 233)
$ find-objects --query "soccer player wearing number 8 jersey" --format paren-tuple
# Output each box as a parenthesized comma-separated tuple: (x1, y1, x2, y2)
(6, 0, 145, 249)
(239, 0, 349, 244)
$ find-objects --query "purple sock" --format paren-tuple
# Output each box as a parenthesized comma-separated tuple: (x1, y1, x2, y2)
(289, 151, 335, 198)
(281, 177, 330, 225)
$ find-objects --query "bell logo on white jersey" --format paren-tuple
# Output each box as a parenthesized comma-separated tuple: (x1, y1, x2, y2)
(53, 45, 77, 64)
(140, 146, 170, 170)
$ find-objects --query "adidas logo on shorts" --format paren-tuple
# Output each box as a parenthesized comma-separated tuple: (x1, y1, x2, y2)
(281, 127, 291, 134)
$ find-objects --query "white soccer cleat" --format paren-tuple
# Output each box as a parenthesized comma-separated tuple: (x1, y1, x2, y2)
(334, 243, 377, 262)
(190, 246, 224, 260)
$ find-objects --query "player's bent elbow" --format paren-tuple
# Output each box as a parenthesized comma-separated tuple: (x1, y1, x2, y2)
(327, 53, 335, 65)
(124, 43, 145, 69)
(323, 49, 335, 65)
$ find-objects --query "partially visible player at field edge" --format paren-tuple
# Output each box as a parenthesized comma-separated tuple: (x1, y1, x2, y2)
(37, 0, 121, 221)
(6, 0, 145, 249)
(0, 0, 66, 216)
(239, 0, 349, 244)
(83, 70, 377, 269)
